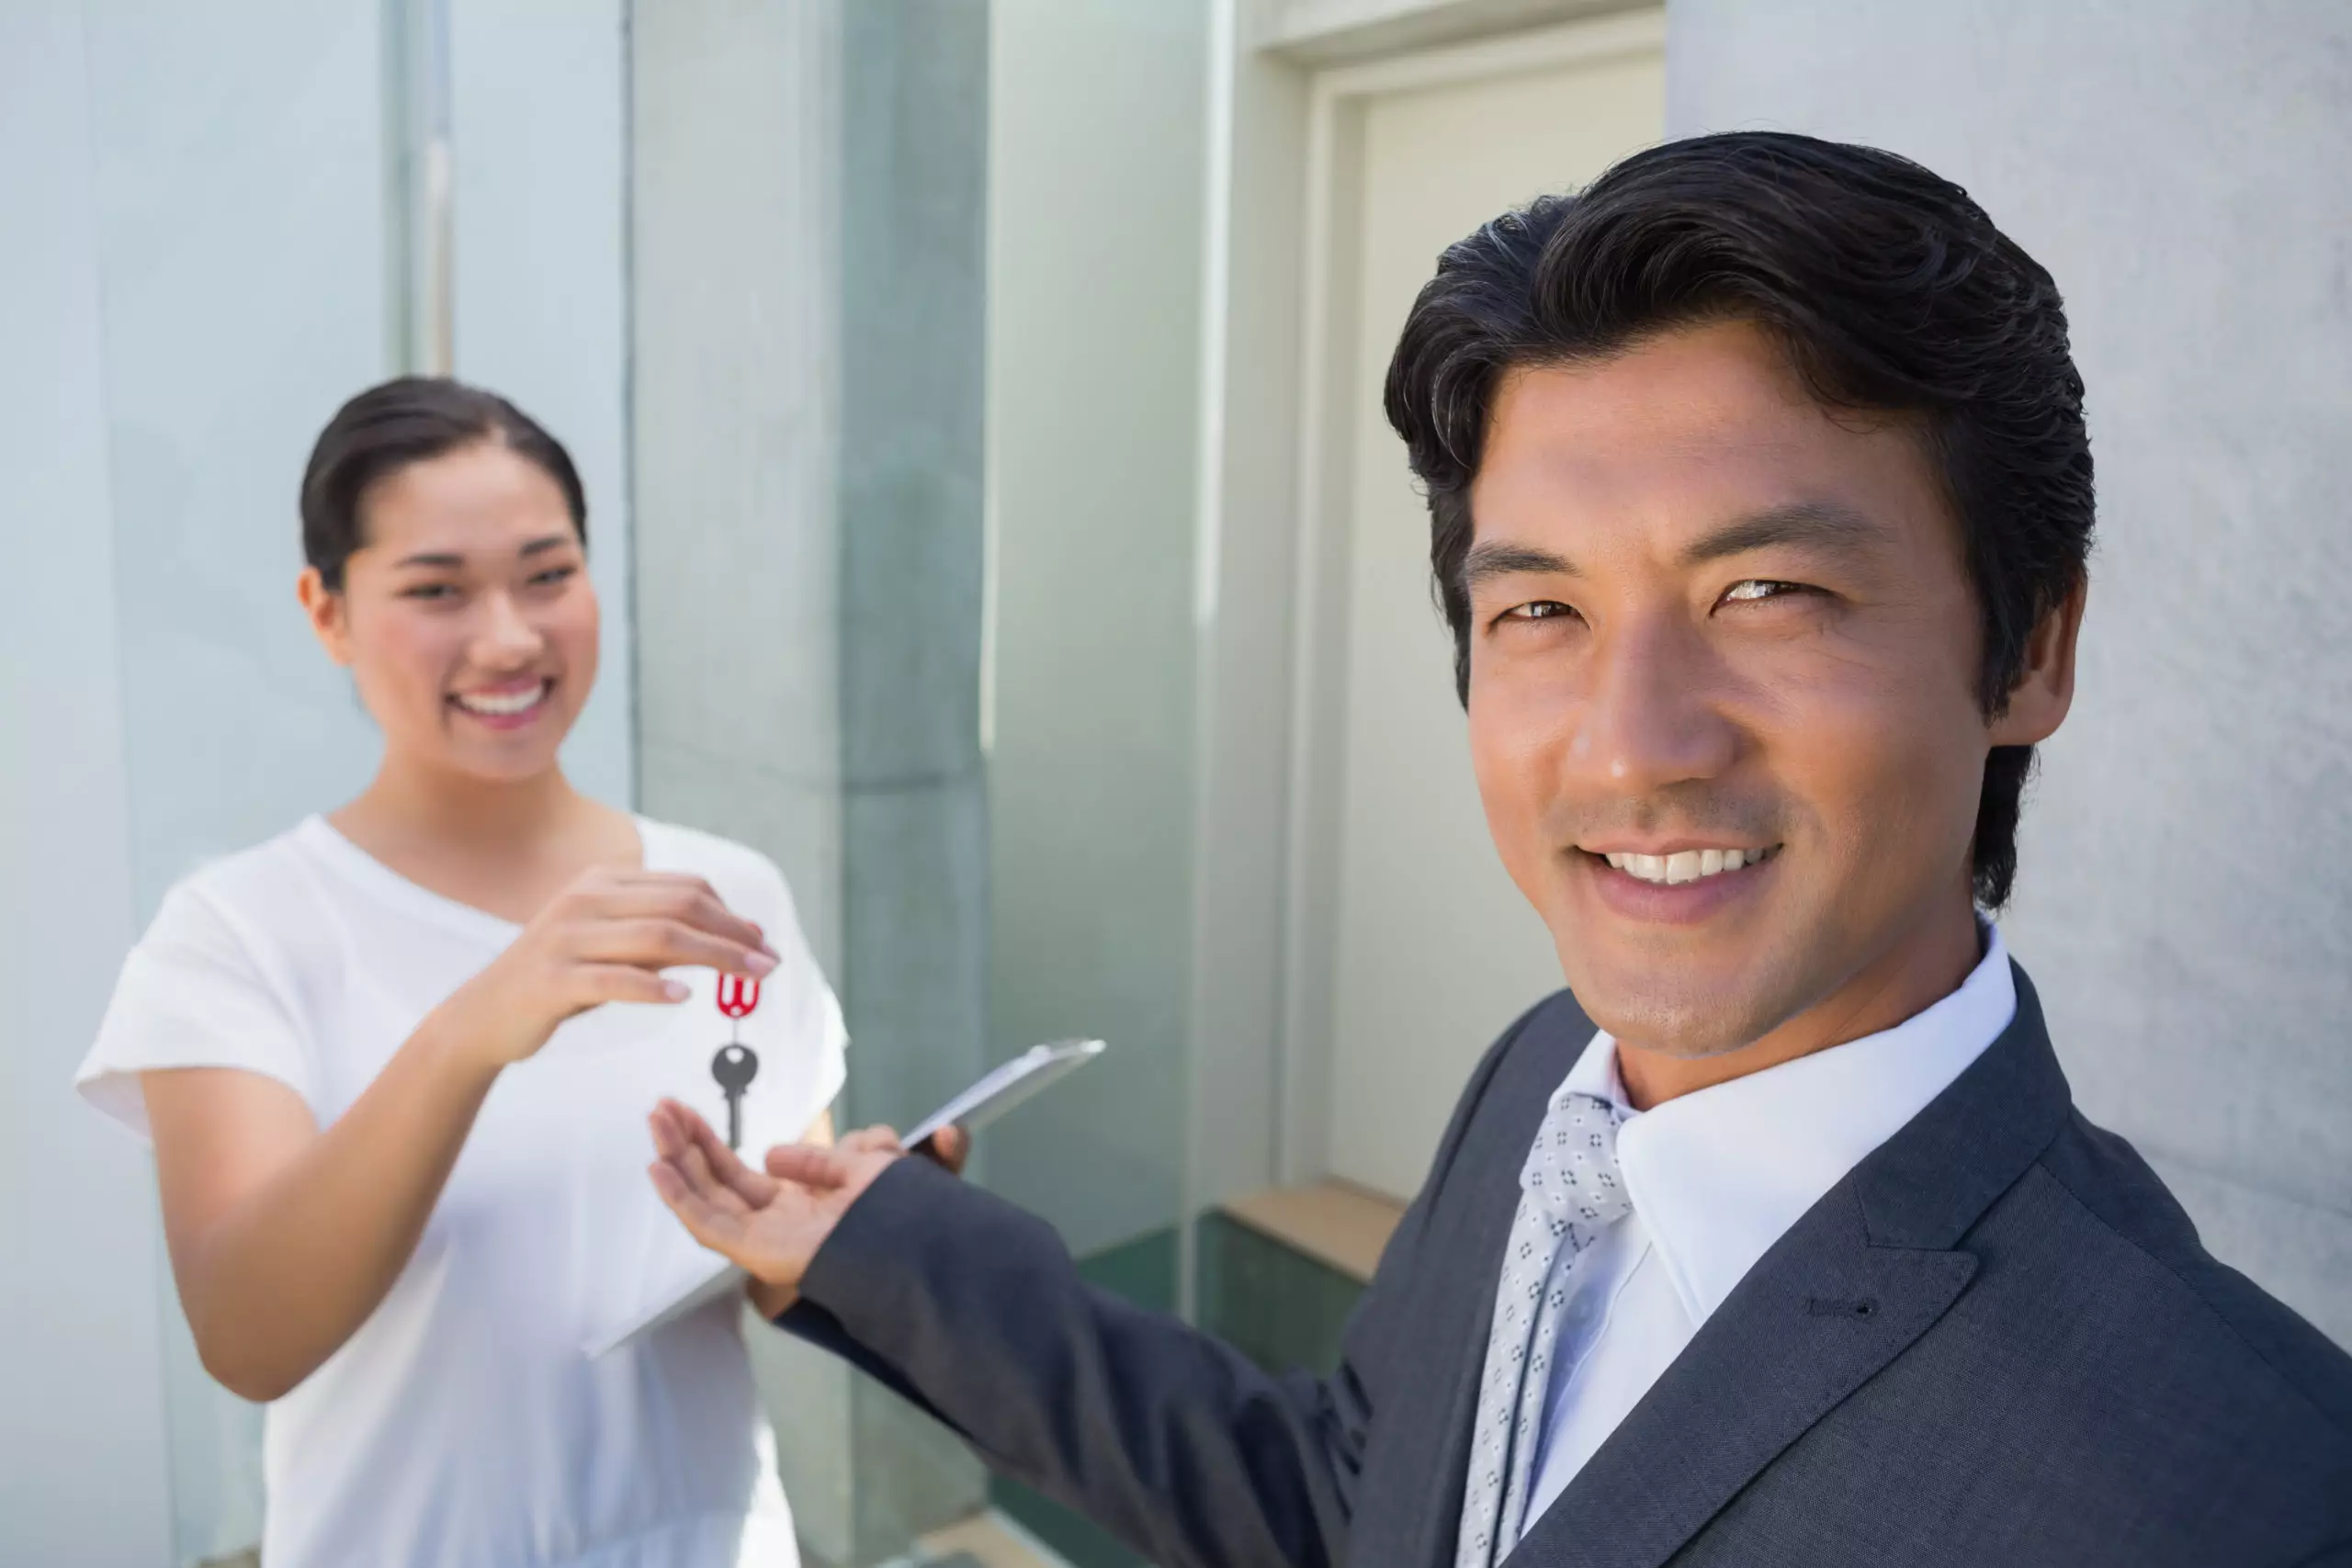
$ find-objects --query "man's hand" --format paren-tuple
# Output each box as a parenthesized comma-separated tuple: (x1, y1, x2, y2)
(646, 1102, 968, 1314)
(648, 1100, 892, 1311)
(913, 1122, 971, 1176)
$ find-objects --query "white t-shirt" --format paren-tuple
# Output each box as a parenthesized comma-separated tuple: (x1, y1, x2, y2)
(76, 816, 848, 1568)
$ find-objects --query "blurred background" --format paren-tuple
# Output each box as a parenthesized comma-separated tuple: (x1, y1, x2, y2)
(3, 2, 2346, 1564)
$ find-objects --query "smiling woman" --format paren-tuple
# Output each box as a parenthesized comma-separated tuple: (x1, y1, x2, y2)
(73, 378, 846, 1568)
(296, 381, 600, 792)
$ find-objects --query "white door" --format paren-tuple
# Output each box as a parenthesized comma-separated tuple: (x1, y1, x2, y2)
(1304, 17, 1666, 1202)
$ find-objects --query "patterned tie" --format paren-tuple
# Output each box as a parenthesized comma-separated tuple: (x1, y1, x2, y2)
(1453, 1087, 1634, 1568)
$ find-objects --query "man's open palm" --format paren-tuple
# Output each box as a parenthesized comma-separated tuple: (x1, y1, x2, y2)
(646, 1100, 898, 1302)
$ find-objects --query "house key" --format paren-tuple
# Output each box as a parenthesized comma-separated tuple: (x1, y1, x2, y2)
(712, 973, 763, 1149)
(712, 1044, 760, 1150)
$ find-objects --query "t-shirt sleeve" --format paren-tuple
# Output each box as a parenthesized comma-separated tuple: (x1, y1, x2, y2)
(749, 853, 849, 1120)
(75, 881, 321, 1141)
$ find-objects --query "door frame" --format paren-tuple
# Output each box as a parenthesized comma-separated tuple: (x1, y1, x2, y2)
(1181, 4, 1668, 1217)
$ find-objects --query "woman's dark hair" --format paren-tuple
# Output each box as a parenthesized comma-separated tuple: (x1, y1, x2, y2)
(300, 376, 587, 591)
(1385, 130, 2094, 909)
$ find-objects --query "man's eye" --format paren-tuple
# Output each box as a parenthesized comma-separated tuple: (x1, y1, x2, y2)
(528, 565, 578, 588)
(401, 583, 460, 601)
(1501, 600, 1577, 624)
(1722, 579, 1808, 604)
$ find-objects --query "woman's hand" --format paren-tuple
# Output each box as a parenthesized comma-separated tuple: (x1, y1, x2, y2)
(431, 867, 776, 1072)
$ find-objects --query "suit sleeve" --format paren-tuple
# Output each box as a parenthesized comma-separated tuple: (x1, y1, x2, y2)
(782, 1156, 1382, 1568)
(775, 997, 1561, 1568)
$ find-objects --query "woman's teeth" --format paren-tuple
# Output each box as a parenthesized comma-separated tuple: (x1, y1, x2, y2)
(1602, 845, 1779, 886)
(454, 682, 548, 716)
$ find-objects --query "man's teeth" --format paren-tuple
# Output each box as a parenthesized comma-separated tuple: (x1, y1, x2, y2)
(1601, 845, 1777, 885)
(455, 682, 547, 716)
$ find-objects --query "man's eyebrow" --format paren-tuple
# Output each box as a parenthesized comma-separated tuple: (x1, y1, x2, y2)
(1461, 540, 1578, 591)
(519, 534, 576, 558)
(1678, 500, 1890, 568)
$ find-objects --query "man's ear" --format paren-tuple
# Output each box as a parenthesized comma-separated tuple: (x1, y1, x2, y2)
(297, 567, 354, 668)
(1987, 575, 2087, 747)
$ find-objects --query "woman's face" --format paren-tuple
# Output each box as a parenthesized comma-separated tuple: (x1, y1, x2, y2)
(300, 440, 598, 784)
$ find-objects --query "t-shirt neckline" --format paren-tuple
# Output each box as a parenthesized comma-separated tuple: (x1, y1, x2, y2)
(295, 814, 661, 946)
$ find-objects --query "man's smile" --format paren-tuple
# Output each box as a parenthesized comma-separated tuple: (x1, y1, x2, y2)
(1585, 843, 1783, 885)
(1570, 839, 1785, 926)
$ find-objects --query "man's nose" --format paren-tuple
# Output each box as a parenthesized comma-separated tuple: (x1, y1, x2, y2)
(1564, 613, 1738, 797)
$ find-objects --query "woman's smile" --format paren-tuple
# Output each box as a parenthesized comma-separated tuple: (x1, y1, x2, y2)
(449, 676, 557, 729)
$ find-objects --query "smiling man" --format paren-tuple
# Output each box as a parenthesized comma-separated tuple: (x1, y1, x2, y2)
(650, 133, 2352, 1566)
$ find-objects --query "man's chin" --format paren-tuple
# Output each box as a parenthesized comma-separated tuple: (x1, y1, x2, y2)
(1555, 944, 1805, 1061)
(1591, 1002, 1777, 1061)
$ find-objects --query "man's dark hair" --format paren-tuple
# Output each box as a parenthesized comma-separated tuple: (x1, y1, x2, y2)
(1385, 130, 2093, 909)
(300, 376, 587, 591)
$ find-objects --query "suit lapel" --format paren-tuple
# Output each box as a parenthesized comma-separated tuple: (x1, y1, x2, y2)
(1511, 964, 2073, 1568)
(1511, 1183, 1976, 1568)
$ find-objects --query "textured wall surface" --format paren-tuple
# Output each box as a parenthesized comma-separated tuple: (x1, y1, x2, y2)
(1668, 0, 2352, 1346)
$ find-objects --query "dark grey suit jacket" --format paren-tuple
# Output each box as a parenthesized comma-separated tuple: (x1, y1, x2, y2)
(780, 967, 2352, 1566)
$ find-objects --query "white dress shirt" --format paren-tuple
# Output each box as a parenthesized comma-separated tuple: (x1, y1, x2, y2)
(1516, 922, 2019, 1539)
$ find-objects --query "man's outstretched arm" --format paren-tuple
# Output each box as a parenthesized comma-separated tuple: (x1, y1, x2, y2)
(647, 1103, 1388, 1568)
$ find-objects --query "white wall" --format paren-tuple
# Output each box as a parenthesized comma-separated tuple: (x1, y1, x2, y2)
(1, 3, 639, 1558)
(0, 6, 178, 1560)
(83, 0, 394, 895)
(57, 1, 398, 1553)
(1668, 0, 2352, 1346)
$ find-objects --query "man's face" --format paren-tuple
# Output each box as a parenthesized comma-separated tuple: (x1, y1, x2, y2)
(1464, 320, 2017, 1061)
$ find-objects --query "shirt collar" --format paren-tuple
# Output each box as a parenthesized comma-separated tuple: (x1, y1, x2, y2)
(1558, 920, 2017, 1327)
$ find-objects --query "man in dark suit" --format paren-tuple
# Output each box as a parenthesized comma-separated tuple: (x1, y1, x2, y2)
(650, 132, 2352, 1566)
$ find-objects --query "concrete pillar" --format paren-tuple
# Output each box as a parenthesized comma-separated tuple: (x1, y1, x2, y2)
(630, 2, 993, 1558)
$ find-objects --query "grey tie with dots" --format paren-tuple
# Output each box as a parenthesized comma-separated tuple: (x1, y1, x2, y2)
(1453, 1088, 1634, 1568)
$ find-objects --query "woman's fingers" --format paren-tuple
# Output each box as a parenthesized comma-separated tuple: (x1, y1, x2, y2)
(580, 963, 692, 1010)
(575, 919, 776, 981)
(579, 877, 775, 961)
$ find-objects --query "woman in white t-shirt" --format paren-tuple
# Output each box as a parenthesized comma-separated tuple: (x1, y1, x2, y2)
(77, 378, 845, 1568)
